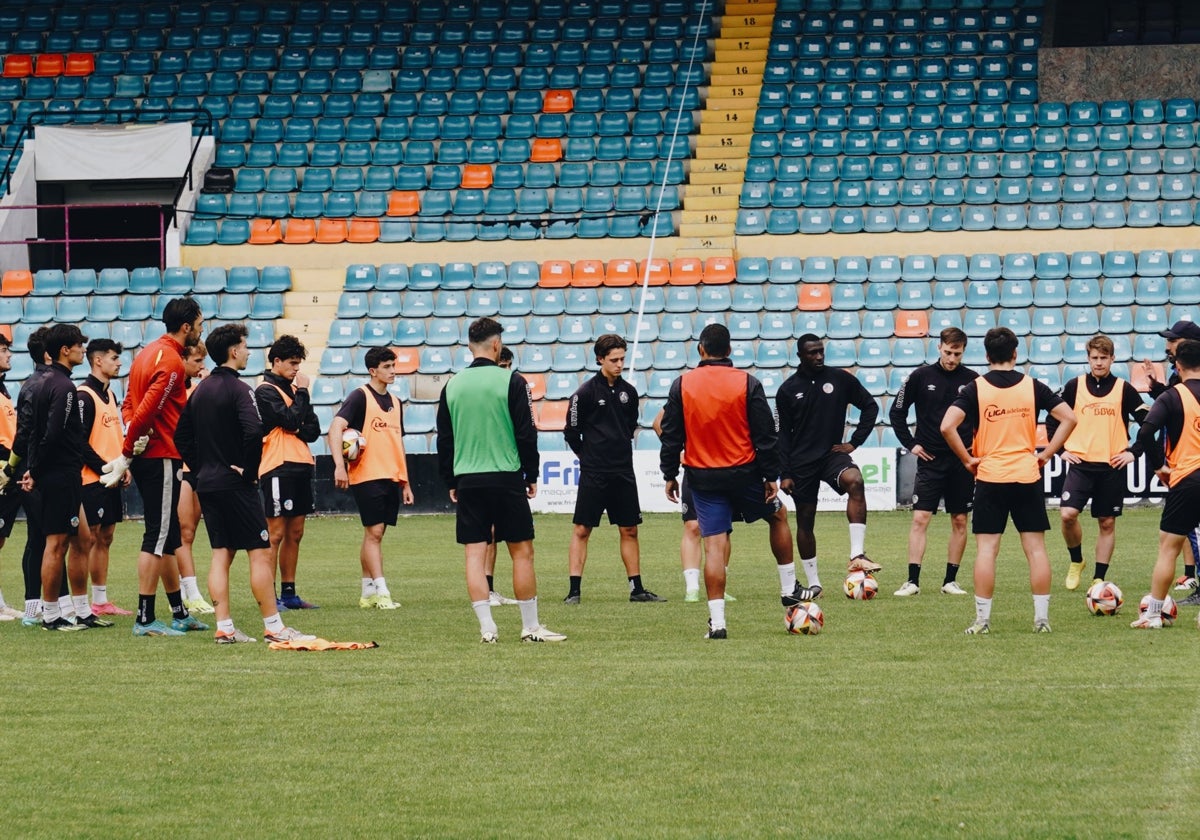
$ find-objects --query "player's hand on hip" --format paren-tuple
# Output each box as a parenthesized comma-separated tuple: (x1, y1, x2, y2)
(1109, 451, 1135, 468)
(764, 481, 778, 503)
(911, 444, 934, 462)
(1061, 451, 1082, 465)
(962, 456, 980, 476)
(831, 443, 854, 454)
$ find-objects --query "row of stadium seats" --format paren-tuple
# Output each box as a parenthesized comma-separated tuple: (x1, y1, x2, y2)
(772, 7, 1041, 35)
(0, 293, 284, 326)
(0, 265, 292, 296)
(0, 0, 699, 30)
(331, 250, 1200, 290)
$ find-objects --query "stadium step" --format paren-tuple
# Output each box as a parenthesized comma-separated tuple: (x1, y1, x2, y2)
(678, 3, 773, 254)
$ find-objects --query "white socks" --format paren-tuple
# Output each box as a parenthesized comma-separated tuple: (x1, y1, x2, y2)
(58, 595, 74, 619)
(849, 524, 867, 558)
(800, 557, 820, 589)
(72, 595, 93, 620)
(217, 618, 235, 634)
(24, 599, 38, 619)
(1145, 597, 1164, 618)
(518, 597, 539, 631)
(263, 612, 285, 633)
(372, 577, 389, 597)
(1033, 594, 1050, 623)
(975, 596, 993, 624)
(91, 585, 107, 605)
(777, 562, 797, 597)
(708, 598, 726, 630)
(683, 568, 700, 593)
(361, 577, 375, 598)
(180, 576, 201, 601)
(472, 600, 497, 636)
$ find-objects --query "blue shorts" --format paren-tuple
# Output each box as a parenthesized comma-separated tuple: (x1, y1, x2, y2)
(691, 481, 783, 538)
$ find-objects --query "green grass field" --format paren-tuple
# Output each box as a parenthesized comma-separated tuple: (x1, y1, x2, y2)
(1, 507, 1195, 839)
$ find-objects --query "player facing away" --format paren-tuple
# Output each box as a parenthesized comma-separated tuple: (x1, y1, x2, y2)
(176, 341, 215, 614)
(175, 324, 313, 644)
(482, 346, 518, 606)
(79, 338, 134, 616)
(1130, 339, 1200, 628)
(107, 296, 209, 637)
(563, 334, 664, 605)
(255, 335, 321, 611)
(660, 324, 816, 640)
(941, 327, 1076, 635)
(1050, 335, 1150, 591)
(888, 328, 979, 597)
(28, 325, 110, 631)
(1143, 320, 1200, 601)
(329, 346, 413, 611)
(0, 332, 25, 620)
(777, 334, 881, 595)
(437, 317, 564, 643)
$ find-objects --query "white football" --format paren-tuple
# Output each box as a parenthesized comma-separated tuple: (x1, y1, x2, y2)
(342, 429, 366, 462)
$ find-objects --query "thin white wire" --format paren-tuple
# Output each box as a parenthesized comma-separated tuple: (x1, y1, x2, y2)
(627, 0, 711, 377)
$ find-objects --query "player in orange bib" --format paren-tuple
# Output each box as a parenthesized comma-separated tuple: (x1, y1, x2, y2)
(79, 338, 134, 616)
(1049, 335, 1149, 591)
(1131, 339, 1200, 629)
(941, 328, 1076, 634)
(0, 332, 23, 620)
(328, 346, 412, 610)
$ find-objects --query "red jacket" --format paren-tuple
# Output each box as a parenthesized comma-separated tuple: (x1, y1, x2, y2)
(121, 334, 187, 459)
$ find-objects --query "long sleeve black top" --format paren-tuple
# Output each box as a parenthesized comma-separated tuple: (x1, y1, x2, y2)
(889, 362, 979, 455)
(563, 373, 638, 474)
(28, 362, 84, 480)
(777, 366, 878, 476)
(175, 366, 263, 492)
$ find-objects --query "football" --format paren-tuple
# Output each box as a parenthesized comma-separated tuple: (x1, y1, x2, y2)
(341, 429, 367, 462)
(843, 571, 878, 601)
(1085, 581, 1123, 616)
(785, 601, 823, 635)
(1139, 593, 1178, 626)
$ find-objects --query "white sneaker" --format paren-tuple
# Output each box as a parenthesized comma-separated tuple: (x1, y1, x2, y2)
(481, 631, 498, 644)
(488, 591, 518, 606)
(263, 627, 317, 643)
(941, 581, 968, 595)
(1131, 614, 1163, 629)
(520, 625, 566, 643)
(0, 605, 23, 619)
(893, 581, 920, 597)
(0, 612, 14, 621)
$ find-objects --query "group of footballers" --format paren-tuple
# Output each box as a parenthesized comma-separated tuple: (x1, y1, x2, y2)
(3, 296, 1200, 643)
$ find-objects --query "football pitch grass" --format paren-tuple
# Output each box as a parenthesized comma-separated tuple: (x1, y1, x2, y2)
(1, 507, 1195, 838)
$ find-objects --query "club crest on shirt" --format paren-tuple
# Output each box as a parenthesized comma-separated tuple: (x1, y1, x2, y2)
(618, 392, 629, 403)
(70, 516, 80, 528)
(822, 383, 834, 394)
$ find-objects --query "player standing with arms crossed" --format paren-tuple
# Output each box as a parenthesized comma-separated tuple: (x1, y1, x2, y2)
(888, 328, 978, 597)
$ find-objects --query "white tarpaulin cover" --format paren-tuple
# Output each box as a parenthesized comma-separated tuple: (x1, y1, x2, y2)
(34, 123, 192, 181)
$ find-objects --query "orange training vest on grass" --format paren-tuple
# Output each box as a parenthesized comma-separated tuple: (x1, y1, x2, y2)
(1166, 383, 1200, 487)
(973, 375, 1039, 484)
(259, 383, 315, 477)
(1064, 375, 1128, 463)
(680, 365, 755, 470)
(348, 385, 408, 485)
(79, 384, 123, 485)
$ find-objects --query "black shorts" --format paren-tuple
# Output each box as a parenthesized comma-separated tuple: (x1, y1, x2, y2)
(197, 487, 270, 551)
(82, 481, 123, 527)
(912, 455, 975, 515)
(455, 484, 535, 545)
(1161, 472, 1200, 536)
(971, 480, 1050, 534)
(38, 469, 83, 537)
(260, 470, 314, 518)
(680, 477, 697, 523)
(573, 471, 642, 528)
(351, 478, 400, 528)
(789, 452, 859, 505)
(131, 458, 183, 555)
(0, 486, 22, 539)
(1060, 462, 1125, 518)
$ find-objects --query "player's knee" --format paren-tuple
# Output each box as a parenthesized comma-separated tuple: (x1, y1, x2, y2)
(1060, 507, 1079, 525)
(573, 523, 593, 540)
(1097, 517, 1116, 534)
(619, 525, 638, 539)
(842, 470, 866, 496)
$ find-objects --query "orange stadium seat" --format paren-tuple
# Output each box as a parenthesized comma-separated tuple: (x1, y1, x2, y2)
(460, 164, 493, 189)
(638, 259, 670, 286)
(1, 270, 33, 296)
(282, 219, 316, 244)
(539, 259, 572, 287)
(604, 259, 638, 286)
(387, 191, 420, 216)
(797, 284, 832, 311)
(536, 401, 569, 431)
(572, 260, 605, 287)
(64, 53, 94, 76)
(703, 257, 736, 284)
(669, 257, 703, 285)
(543, 90, 573, 113)
(894, 311, 929, 337)
(393, 348, 419, 375)
(315, 219, 348, 243)
(0, 325, 12, 342)
(347, 219, 380, 243)
(248, 219, 282, 244)
(34, 54, 64, 76)
(3, 56, 32, 78)
(524, 373, 546, 401)
(530, 138, 562, 162)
